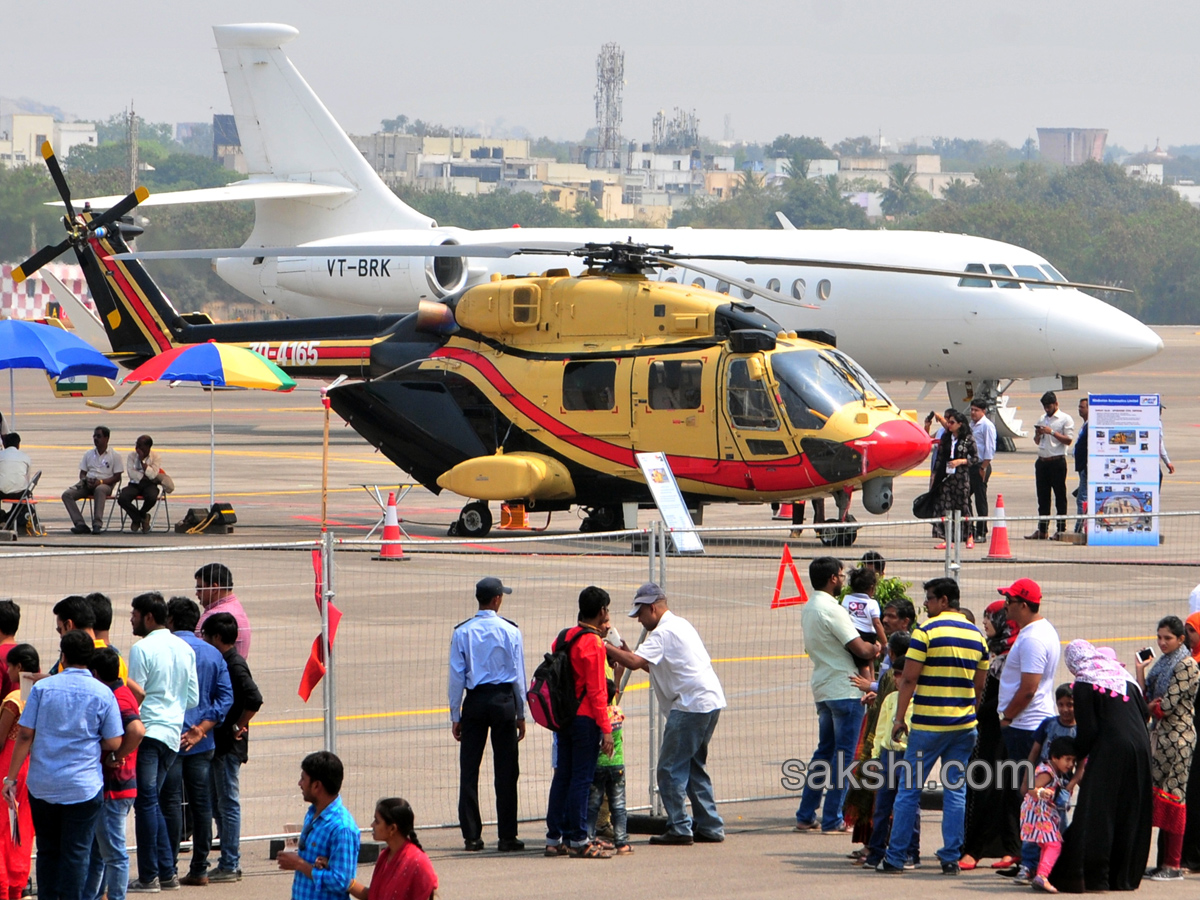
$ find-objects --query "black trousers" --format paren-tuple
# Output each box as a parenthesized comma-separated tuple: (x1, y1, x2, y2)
(1035, 456, 1069, 534)
(118, 478, 160, 524)
(459, 683, 520, 841)
(969, 463, 991, 538)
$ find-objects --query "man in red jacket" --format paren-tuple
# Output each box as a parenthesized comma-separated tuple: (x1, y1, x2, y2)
(544, 586, 615, 859)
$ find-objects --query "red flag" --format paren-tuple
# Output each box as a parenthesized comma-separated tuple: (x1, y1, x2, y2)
(771, 544, 809, 608)
(299, 548, 342, 701)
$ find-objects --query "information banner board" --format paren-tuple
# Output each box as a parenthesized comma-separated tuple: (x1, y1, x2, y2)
(634, 452, 704, 554)
(1087, 394, 1160, 546)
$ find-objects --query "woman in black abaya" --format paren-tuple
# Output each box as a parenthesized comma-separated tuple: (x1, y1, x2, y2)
(1050, 640, 1153, 893)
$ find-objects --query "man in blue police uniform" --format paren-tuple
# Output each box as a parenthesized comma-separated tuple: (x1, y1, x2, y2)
(448, 576, 527, 852)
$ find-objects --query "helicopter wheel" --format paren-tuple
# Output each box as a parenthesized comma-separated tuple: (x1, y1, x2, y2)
(452, 501, 493, 539)
(819, 514, 859, 547)
(579, 504, 625, 533)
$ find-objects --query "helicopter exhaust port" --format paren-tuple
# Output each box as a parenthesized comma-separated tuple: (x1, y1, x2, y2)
(860, 477, 894, 515)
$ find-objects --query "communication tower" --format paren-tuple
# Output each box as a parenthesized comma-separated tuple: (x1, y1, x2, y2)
(594, 43, 624, 169)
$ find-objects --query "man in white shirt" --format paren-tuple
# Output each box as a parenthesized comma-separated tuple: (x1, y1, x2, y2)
(118, 435, 165, 533)
(995, 577, 1060, 875)
(62, 426, 123, 535)
(605, 583, 726, 845)
(0, 433, 31, 497)
(1026, 391, 1074, 540)
(968, 399, 997, 541)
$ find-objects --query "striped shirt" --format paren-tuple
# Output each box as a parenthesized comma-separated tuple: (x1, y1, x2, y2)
(906, 611, 988, 732)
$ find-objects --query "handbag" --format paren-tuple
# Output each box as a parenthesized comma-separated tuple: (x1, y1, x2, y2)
(912, 491, 939, 519)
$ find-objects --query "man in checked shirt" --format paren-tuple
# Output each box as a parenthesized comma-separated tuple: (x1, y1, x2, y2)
(277, 751, 360, 899)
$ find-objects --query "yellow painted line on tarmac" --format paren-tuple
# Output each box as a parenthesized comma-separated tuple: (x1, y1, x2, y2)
(712, 653, 808, 663)
(23, 407, 320, 416)
(25, 444, 392, 465)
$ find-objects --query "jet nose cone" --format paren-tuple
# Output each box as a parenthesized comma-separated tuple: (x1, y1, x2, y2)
(863, 418, 933, 475)
(1049, 297, 1163, 374)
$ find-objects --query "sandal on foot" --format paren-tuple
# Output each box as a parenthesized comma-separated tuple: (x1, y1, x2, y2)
(990, 855, 1018, 869)
(615, 844, 634, 855)
(568, 842, 613, 859)
(544, 844, 567, 857)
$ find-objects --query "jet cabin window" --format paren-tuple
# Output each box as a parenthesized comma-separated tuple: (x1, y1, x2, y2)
(648, 360, 703, 410)
(563, 361, 616, 411)
(726, 359, 779, 431)
(770, 349, 892, 432)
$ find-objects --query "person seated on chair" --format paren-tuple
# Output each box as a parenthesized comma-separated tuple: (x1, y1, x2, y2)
(62, 425, 123, 535)
(0, 433, 32, 530)
(118, 435, 166, 534)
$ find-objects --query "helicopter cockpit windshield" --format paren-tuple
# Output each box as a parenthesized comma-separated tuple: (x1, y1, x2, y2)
(770, 349, 895, 431)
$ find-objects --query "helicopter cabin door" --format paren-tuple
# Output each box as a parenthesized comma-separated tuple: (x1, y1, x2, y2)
(631, 353, 717, 462)
(555, 357, 632, 453)
(718, 353, 794, 485)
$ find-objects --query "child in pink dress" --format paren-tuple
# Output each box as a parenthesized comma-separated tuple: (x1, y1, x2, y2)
(1020, 736, 1078, 893)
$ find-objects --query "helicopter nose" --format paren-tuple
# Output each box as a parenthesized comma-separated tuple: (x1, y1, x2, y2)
(1048, 295, 1162, 374)
(859, 418, 933, 475)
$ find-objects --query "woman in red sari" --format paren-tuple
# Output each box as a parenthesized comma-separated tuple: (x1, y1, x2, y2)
(349, 798, 437, 900)
(0, 645, 37, 900)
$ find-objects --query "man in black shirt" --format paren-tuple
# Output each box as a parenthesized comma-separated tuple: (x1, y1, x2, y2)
(200, 613, 262, 882)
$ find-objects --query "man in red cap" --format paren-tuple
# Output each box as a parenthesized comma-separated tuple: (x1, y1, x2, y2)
(995, 578, 1060, 883)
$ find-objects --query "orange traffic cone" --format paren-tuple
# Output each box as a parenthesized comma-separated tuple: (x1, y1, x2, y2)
(373, 491, 407, 561)
(985, 493, 1013, 560)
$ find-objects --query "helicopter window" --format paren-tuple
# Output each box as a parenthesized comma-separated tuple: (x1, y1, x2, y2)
(1014, 264, 1054, 288)
(791, 278, 806, 300)
(716, 280, 731, 295)
(1041, 264, 1068, 283)
(563, 361, 616, 411)
(726, 359, 779, 431)
(510, 285, 540, 324)
(648, 360, 703, 410)
(988, 264, 1020, 288)
(741, 277, 756, 300)
(769, 349, 892, 432)
(691, 277, 706, 289)
(817, 279, 831, 301)
(766, 278, 781, 292)
(958, 263, 992, 287)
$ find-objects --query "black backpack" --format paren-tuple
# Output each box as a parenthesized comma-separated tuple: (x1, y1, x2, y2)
(527, 628, 587, 732)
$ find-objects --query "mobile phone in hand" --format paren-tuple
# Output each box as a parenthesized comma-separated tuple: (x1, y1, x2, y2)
(1136, 647, 1155, 664)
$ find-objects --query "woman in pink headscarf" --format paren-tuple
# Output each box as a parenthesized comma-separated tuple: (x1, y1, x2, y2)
(1049, 640, 1152, 892)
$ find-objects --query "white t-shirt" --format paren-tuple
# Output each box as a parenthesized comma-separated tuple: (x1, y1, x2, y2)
(636, 610, 726, 714)
(80, 448, 122, 482)
(842, 593, 881, 635)
(1189, 583, 1200, 615)
(997, 617, 1061, 730)
(0, 448, 31, 495)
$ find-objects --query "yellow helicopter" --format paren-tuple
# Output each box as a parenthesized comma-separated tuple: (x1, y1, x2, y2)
(15, 143, 932, 539)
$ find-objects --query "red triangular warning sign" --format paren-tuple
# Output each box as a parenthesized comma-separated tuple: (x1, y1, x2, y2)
(771, 544, 809, 608)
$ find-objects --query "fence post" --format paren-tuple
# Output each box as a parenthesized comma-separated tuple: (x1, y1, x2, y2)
(951, 510, 963, 581)
(322, 529, 337, 754)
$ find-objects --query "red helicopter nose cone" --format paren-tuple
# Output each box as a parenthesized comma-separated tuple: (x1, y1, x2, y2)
(862, 418, 934, 474)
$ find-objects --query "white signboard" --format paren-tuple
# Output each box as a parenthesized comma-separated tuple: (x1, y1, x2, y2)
(1087, 394, 1160, 547)
(634, 452, 704, 554)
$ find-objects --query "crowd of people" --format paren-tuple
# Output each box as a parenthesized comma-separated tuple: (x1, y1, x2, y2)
(795, 551, 1200, 892)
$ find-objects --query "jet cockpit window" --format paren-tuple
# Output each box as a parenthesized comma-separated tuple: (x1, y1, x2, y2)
(1014, 264, 1054, 288)
(989, 264, 1020, 288)
(726, 359, 779, 431)
(563, 361, 616, 411)
(769, 349, 894, 432)
(648, 360, 703, 410)
(1040, 264, 1068, 283)
(958, 264, 992, 287)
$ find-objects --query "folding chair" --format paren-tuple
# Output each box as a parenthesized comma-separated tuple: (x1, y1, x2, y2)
(118, 487, 173, 533)
(81, 476, 121, 533)
(2, 470, 43, 537)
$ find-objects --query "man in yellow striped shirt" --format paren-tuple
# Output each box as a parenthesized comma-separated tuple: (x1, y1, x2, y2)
(878, 577, 987, 876)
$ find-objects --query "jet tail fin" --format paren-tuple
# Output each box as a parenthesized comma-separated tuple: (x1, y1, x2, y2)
(213, 23, 435, 244)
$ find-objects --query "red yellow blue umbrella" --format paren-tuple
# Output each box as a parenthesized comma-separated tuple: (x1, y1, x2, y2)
(122, 342, 297, 505)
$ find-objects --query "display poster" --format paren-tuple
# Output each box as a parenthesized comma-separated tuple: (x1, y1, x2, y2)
(1086, 394, 1160, 546)
(634, 451, 704, 553)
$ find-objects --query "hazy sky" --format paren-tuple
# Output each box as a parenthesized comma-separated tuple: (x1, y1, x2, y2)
(2, 0, 1194, 151)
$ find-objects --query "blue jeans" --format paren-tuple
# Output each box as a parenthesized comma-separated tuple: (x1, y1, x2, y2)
(885, 727, 977, 868)
(29, 789, 103, 900)
(795, 698, 865, 831)
(1075, 471, 1087, 531)
(587, 765, 629, 847)
(135, 737, 177, 883)
(1003, 726, 1039, 873)
(546, 715, 602, 848)
(163, 749, 214, 877)
(210, 753, 242, 873)
(865, 749, 920, 864)
(658, 708, 723, 839)
(84, 796, 135, 900)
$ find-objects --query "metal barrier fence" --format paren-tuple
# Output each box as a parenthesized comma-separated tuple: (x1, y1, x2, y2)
(2, 509, 1198, 842)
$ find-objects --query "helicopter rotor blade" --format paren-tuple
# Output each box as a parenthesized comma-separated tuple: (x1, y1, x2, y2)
(108, 242, 584, 261)
(39, 142, 76, 221)
(11, 238, 73, 284)
(652, 256, 819, 311)
(89, 186, 151, 229)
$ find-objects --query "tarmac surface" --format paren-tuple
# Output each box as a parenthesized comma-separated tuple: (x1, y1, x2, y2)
(2, 325, 1200, 898)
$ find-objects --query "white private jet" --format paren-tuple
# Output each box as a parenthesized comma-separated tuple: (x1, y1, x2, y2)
(82, 22, 1162, 442)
